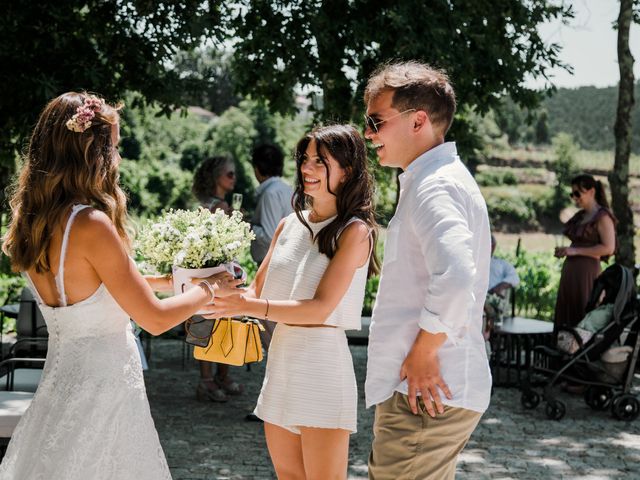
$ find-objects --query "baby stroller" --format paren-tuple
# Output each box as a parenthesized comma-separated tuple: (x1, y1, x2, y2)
(520, 263, 640, 421)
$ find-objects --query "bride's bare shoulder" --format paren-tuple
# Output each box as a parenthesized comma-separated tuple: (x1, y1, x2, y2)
(72, 208, 119, 242)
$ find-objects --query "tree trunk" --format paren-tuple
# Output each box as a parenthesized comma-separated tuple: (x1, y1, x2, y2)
(609, 0, 636, 267)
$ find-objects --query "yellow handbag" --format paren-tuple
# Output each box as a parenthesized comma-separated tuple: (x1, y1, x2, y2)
(192, 317, 264, 366)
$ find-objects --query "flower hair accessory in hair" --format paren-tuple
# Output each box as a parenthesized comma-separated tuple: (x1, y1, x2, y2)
(66, 96, 104, 133)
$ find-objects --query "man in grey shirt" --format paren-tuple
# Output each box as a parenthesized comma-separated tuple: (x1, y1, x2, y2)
(250, 144, 293, 264)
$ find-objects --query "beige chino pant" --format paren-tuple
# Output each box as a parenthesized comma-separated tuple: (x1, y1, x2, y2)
(369, 392, 482, 480)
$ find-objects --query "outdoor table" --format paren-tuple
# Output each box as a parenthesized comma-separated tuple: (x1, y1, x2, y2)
(490, 316, 554, 387)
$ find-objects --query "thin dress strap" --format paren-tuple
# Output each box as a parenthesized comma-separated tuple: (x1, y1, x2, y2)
(55, 204, 91, 307)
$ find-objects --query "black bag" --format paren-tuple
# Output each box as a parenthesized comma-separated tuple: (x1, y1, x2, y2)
(184, 316, 214, 347)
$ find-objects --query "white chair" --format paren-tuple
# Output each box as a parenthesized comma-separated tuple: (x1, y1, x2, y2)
(0, 358, 44, 456)
(0, 391, 34, 438)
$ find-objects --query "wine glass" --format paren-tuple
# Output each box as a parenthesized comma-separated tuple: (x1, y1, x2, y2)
(231, 193, 243, 211)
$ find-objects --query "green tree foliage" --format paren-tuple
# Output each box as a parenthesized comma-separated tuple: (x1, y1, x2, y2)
(535, 109, 551, 144)
(546, 84, 640, 153)
(549, 132, 579, 216)
(490, 83, 640, 151)
(493, 96, 551, 146)
(205, 103, 260, 207)
(118, 97, 306, 218)
(482, 185, 552, 231)
(172, 47, 241, 115)
(503, 248, 561, 321)
(227, 0, 573, 159)
(0, 0, 225, 210)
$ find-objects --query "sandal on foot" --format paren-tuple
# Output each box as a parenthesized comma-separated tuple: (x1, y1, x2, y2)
(215, 374, 244, 396)
(196, 379, 228, 403)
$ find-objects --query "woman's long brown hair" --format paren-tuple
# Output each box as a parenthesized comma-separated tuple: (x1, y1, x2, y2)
(293, 124, 380, 277)
(2, 92, 130, 273)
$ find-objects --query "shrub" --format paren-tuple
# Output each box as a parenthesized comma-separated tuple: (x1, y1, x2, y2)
(476, 168, 518, 187)
(0, 273, 26, 333)
(483, 185, 555, 231)
(502, 248, 561, 322)
(483, 187, 538, 230)
(549, 133, 579, 216)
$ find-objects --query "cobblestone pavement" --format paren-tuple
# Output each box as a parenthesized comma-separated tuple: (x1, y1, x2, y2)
(145, 339, 640, 479)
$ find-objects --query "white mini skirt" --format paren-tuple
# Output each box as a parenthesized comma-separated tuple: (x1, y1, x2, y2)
(253, 323, 357, 434)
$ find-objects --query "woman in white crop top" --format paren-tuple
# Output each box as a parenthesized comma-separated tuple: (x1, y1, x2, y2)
(203, 124, 380, 479)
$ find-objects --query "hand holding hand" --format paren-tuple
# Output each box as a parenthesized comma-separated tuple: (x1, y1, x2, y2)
(400, 332, 452, 417)
(190, 272, 243, 298)
(202, 293, 248, 319)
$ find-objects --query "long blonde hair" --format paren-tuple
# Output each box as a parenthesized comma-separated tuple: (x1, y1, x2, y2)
(2, 92, 130, 273)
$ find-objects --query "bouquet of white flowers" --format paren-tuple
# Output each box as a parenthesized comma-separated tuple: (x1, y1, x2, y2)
(137, 208, 255, 297)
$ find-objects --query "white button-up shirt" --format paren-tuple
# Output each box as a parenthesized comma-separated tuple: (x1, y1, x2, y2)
(365, 142, 492, 413)
(250, 176, 293, 263)
(489, 257, 520, 291)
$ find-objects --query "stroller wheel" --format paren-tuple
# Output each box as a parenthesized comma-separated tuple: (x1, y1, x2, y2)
(584, 387, 613, 411)
(521, 390, 540, 410)
(545, 400, 566, 420)
(611, 395, 640, 421)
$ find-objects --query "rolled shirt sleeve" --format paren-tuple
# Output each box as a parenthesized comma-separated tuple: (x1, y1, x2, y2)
(413, 179, 477, 345)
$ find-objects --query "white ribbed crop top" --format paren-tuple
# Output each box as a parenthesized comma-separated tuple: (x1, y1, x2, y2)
(260, 211, 369, 330)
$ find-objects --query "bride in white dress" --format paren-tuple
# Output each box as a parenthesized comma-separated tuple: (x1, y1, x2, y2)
(0, 92, 240, 480)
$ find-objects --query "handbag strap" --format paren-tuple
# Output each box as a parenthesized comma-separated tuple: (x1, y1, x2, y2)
(184, 317, 214, 340)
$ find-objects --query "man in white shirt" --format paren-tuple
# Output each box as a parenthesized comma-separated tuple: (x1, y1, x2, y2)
(364, 61, 492, 479)
(250, 144, 293, 265)
(489, 234, 520, 297)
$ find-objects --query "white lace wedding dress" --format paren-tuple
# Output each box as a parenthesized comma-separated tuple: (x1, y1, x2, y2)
(0, 205, 172, 480)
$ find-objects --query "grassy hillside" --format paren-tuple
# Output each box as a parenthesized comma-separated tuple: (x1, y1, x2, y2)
(542, 83, 640, 153)
(481, 145, 640, 234)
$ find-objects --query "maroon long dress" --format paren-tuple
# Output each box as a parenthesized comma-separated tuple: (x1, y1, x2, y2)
(553, 207, 616, 332)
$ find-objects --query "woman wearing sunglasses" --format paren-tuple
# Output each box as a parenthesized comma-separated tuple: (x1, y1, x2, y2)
(192, 156, 244, 402)
(193, 156, 237, 215)
(553, 173, 617, 335)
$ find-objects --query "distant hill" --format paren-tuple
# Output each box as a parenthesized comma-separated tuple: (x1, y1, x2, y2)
(543, 83, 640, 153)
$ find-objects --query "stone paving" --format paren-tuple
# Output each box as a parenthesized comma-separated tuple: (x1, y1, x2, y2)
(145, 338, 640, 479)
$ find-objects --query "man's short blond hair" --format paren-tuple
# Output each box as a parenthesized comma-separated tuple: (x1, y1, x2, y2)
(364, 61, 456, 134)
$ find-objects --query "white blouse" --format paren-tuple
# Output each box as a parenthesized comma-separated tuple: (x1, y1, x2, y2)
(260, 211, 368, 330)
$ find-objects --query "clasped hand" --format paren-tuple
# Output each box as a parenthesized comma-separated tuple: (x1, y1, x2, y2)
(188, 272, 246, 316)
(203, 293, 248, 319)
(554, 246, 575, 258)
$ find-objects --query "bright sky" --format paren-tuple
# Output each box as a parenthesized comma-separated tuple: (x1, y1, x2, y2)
(531, 0, 640, 89)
